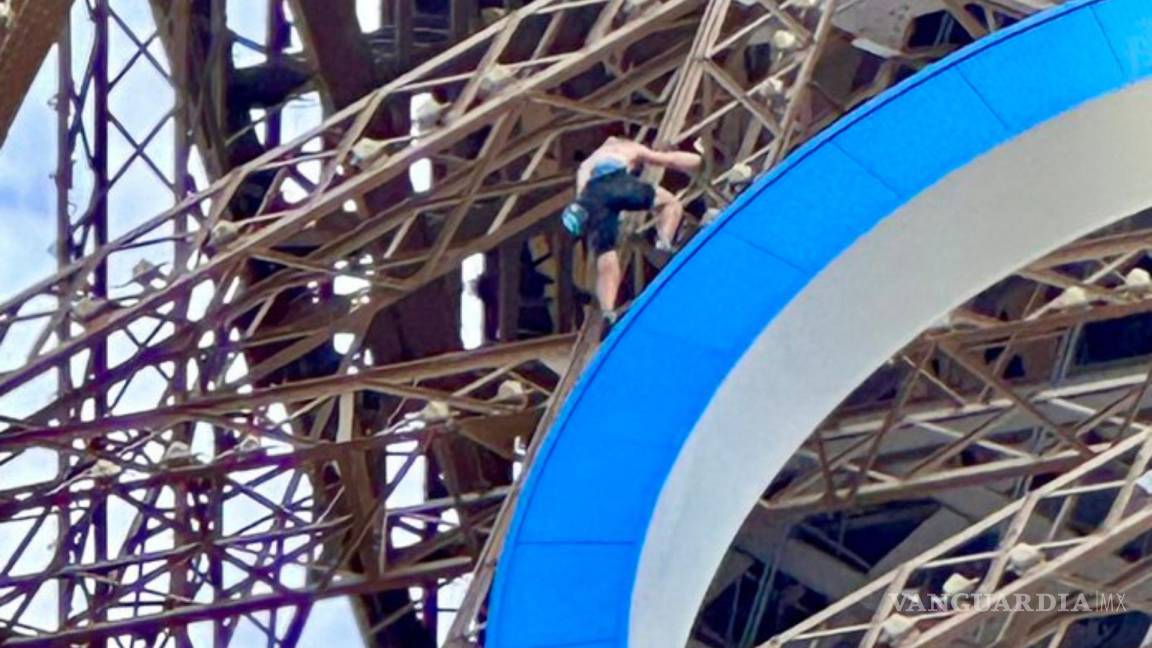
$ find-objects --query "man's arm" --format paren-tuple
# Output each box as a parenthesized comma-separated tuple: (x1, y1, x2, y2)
(636, 144, 702, 173)
(575, 159, 591, 194)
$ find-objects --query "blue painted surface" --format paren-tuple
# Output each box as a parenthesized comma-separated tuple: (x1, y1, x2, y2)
(487, 1, 1152, 645)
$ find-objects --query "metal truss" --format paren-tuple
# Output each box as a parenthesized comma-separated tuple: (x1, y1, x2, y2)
(0, 334, 571, 644)
(764, 220, 1152, 518)
(656, 0, 839, 196)
(447, 0, 863, 641)
(764, 419, 1152, 647)
(445, 318, 603, 645)
(0, 0, 829, 636)
(2, 0, 857, 641)
(0, 0, 702, 406)
(0, 0, 72, 147)
(0, 0, 1070, 644)
(720, 212, 1152, 646)
(450, 0, 1064, 641)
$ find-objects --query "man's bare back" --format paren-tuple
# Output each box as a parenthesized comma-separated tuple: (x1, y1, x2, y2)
(576, 136, 700, 193)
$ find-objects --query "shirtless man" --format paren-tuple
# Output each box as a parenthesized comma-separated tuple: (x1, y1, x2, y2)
(561, 136, 701, 325)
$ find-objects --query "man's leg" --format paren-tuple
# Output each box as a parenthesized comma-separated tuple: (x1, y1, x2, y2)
(653, 184, 684, 250)
(595, 249, 622, 316)
(589, 208, 623, 319)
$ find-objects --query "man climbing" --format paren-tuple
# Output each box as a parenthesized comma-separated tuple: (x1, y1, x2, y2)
(561, 136, 701, 326)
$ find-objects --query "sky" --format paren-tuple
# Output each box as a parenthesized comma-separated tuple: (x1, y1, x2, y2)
(0, 0, 476, 644)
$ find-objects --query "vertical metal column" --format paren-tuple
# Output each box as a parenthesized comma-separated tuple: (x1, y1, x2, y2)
(266, 0, 290, 149)
(53, 8, 74, 636)
(90, 2, 111, 645)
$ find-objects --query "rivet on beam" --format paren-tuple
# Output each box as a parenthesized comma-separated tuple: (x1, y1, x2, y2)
(350, 137, 390, 169)
(1007, 542, 1046, 574)
(479, 65, 516, 98)
(879, 613, 919, 646)
(210, 220, 242, 248)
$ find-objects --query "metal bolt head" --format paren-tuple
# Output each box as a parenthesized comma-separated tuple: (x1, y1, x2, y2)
(211, 220, 242, 247)
(772, 29, 800, 50)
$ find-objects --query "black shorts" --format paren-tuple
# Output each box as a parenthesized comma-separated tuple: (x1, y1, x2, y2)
(577, 170, 656, 255)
